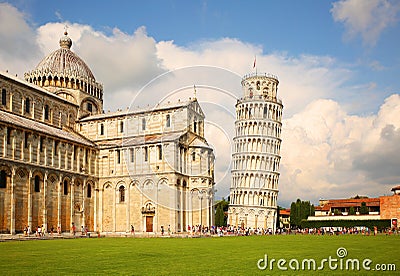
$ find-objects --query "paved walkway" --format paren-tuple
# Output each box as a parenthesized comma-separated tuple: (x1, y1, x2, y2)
(0, 232, 212, 241)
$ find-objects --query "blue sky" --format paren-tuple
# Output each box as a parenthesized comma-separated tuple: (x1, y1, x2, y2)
(11, 0, 400, 114)
(1, 0, 400, 206)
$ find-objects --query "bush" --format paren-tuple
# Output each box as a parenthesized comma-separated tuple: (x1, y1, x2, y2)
(300, 219, 390, 231)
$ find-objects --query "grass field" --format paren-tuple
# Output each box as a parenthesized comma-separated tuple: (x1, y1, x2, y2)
(0, 234, 399, 275)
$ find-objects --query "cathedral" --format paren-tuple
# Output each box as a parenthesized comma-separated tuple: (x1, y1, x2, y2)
(0, 31, 215, 234)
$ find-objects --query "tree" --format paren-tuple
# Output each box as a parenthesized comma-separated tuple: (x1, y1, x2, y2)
(310, 205, 315, 216)
(214, 198, 229, 226)
(215, 204, 224, 226)
(289, 199, 315, 228)
(276, 206, 281, 229)
(349, 206, 356, 215)
(290, 201, 298, 227)
(360, 202, 369, 215)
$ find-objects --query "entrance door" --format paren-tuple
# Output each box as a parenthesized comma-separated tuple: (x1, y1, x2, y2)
(146, 216, 153, 232)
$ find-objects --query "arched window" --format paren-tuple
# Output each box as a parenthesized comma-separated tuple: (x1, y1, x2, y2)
(6, 127, 11, 144)
(1, 88, 6, 106)
(166, 114, 171, 127)
(192, 151, 196, 161)
(25, 132, 29, 149)
(142, 117, 146, 130)
(116, 149, 121, 164)
(157, 145, 162, 160)
(0, 170, 6, 188)
(119, 186, 125, 202)
(100, 123, 104, 135)
(144, 147, 148, 162)
(130, 148, 134, 162)
(263, 106, 268, 118)
(25, 98, 30, 113)
(34, 175, 40, 192)
(87, 184, 92, 198)
(120, 121, 124, 133)
(64, 180, 68, 195)
(44, 105, 49, 120)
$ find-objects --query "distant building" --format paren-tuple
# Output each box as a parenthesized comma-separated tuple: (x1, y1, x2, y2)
(308, 187, 400, 223)
(279, 208, 290, 228)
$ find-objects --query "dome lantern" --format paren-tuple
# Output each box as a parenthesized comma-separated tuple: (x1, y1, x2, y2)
(59, 31, 72, 49)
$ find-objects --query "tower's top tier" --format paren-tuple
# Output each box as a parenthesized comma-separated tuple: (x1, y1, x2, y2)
(241, 73, 279, 102)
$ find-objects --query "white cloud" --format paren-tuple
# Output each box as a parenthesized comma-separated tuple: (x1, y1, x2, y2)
(1, 3, 400, 207)
(331, 0, 400, 46)
(0, 3, 42, 73)
(280, 94, 400, 205)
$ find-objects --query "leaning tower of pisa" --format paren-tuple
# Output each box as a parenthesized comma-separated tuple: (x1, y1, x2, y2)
(228, 73, 283, 233)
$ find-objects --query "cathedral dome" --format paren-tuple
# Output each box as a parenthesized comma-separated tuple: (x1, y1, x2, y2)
(24, 31, 103, 99)
(33, 31, 95, 81)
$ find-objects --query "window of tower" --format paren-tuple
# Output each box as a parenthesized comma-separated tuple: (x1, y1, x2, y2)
(100, 123, 104, 135)
(144, 147, 148, 162)
(166, 114, 171, 127)
(256, 81, 260, 90)
(263, 105, 268, 118)
(142, 118, 146, 131)
(87, 102, 93, 112)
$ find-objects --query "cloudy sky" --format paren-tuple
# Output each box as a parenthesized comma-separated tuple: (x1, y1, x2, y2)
(1, 0, 400, 207)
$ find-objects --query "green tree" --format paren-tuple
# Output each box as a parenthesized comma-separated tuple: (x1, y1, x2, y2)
(276, 206, 281, 229)
(215, 204, 224, 226)
(360, 202, 369, 215)
(289, 199, 315, 228)
(310, 205, 315, 216)
(290, 201, 297, 227)
(349, 206, 356, 215)
(214, 198, 229, 226)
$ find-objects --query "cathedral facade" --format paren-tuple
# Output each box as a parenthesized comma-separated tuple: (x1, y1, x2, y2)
(227, 73, 283, 232)
(0, 31, 215, 234)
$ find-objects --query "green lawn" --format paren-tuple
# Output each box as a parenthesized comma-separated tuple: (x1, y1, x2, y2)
(0, 235, 399, 275)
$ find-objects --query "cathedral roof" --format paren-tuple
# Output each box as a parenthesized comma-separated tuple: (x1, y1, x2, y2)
(24, 31, 103, 95)
(0, 109, 95, 147)
(80, 99, 197, 122)
(33, 31, 95, 80)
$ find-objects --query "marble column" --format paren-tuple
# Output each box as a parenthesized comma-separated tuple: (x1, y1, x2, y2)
(10, 167, 15, 234)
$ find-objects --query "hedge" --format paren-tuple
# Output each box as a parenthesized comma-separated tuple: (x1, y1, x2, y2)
(300, 219, 391, 230)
